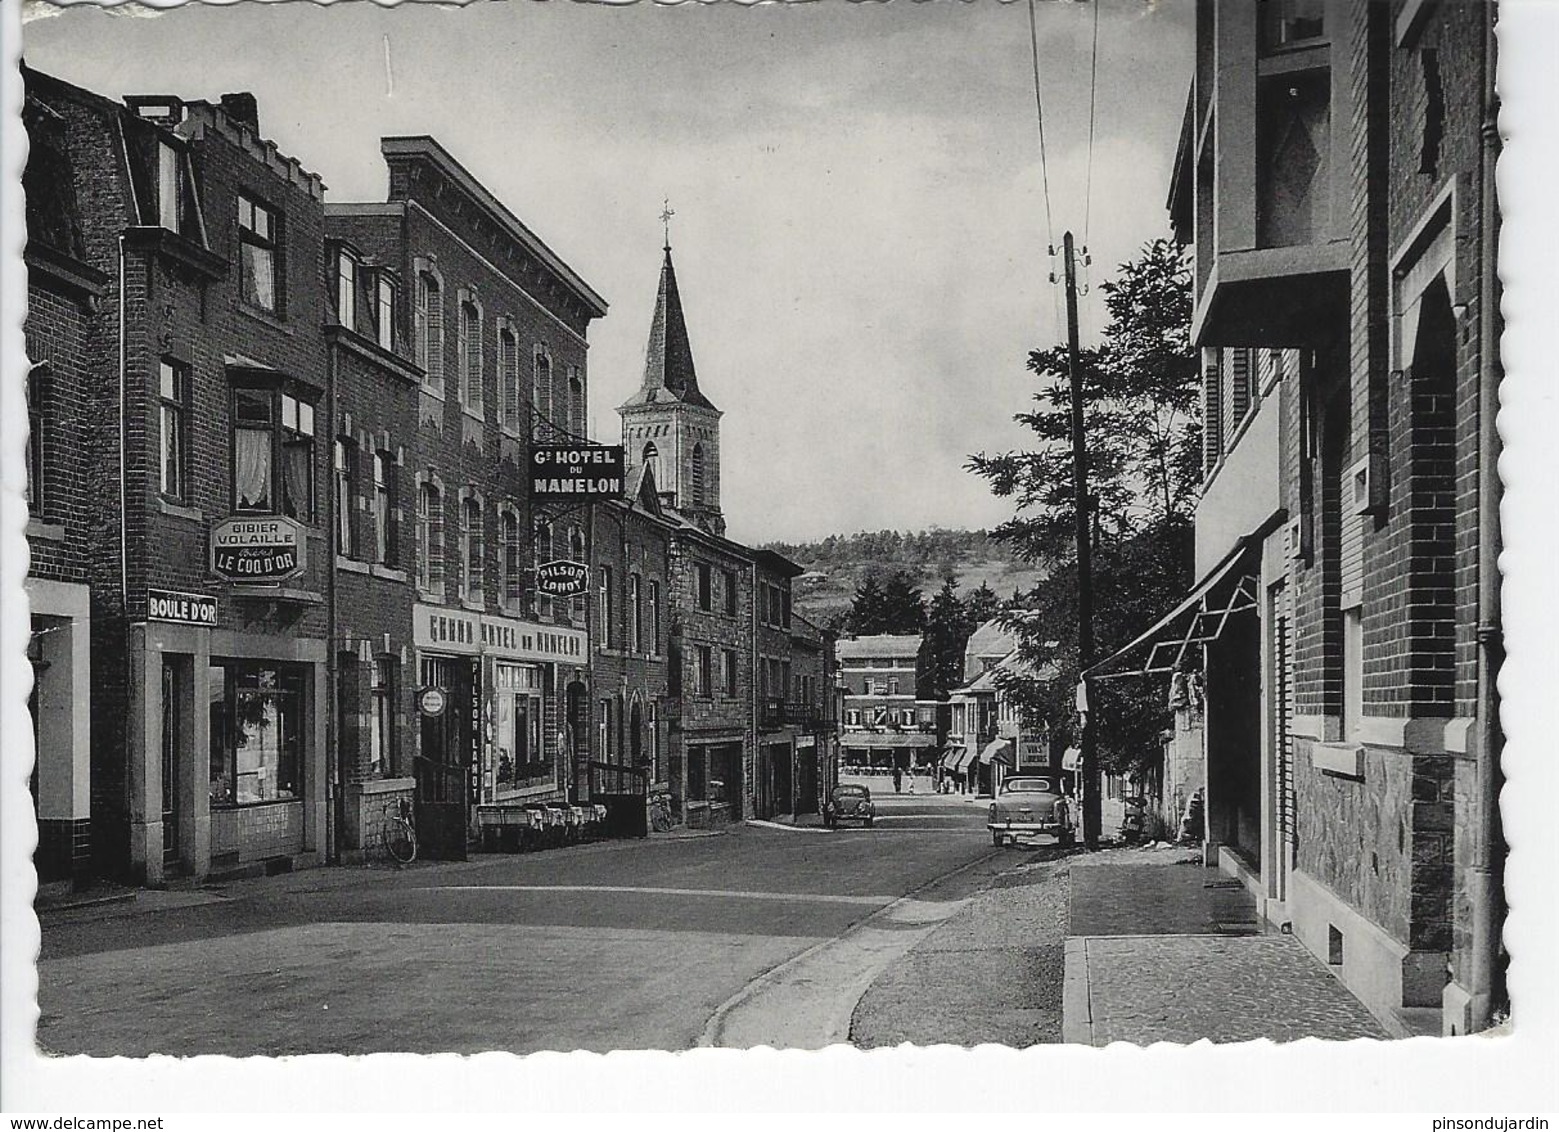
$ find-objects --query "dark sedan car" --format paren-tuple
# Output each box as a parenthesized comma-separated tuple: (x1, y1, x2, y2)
(823, 784, 876, 829)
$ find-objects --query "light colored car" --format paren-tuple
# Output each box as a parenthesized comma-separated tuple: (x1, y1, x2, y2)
(824, 783, 876, 829)
(988, 776, 1075, 847)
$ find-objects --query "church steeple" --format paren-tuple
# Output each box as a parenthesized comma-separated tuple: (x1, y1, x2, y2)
(622, 244, 717, 412)
(619, 220, 724, 536)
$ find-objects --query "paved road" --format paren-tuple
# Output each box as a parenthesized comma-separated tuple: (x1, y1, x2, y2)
(37, 790, 1013, 1056)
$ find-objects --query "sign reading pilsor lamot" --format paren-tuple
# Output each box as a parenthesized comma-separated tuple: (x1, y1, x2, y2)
(536, 560, 591, 598)
(530, 445, 625, 500)
(210, 516, 306, 583)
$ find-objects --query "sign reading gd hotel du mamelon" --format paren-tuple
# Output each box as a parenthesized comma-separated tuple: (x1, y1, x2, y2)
(530, 445, 625, 501)
(209, 516, 306, 584)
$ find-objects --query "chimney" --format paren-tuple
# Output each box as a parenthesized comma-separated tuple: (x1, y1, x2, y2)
(218, 92, 259, 133)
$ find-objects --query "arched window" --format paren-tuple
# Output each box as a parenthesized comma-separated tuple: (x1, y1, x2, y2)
(569, 526, 587, 624)
(460, 496, 483, 603)
(630, 701, 644, 767)
(458, 299, 483, 416)
(641, 441, 660, 488)
(498, 326, 520, 432)
(417, 481, 443, 594)
(568, 367, 584, 435)
(532, 349, 553, 435)
(501, 509, 521, 608)
(415, 271, 444, 397)
(690, 443, 705, 507)
(534, 521, 553, 617)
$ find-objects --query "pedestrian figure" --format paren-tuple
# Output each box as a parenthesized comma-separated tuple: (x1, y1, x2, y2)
(892, 765, 903, 793)
(907, 773, 916, 794)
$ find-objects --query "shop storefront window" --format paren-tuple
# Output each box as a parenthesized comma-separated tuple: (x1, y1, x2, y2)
(369, 656, 393, 778)
(209, 662, 304, 805)
(494, 663, 547, 794)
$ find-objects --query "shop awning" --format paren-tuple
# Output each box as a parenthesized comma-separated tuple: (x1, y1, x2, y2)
(940, 745, 966, 770)
(1083, 538, 1261, 683)
(980, 739, 1014, 766)
(952, 746, 978, 772)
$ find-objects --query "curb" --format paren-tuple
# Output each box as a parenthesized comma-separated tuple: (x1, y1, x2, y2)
(1061, 937, 1094, 1046)
(698, 844, 1006, 1047)
(743, 819, 831, 835)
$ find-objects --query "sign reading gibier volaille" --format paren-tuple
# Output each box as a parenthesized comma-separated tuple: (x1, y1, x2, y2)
(209, 516, 306, 583)
(530, 445, 624, 500)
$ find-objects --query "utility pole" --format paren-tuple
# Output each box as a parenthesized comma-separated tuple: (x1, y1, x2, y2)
(1062, 231, 1100, 849)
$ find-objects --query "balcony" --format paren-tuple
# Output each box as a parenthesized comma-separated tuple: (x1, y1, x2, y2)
(1174, 0, 1352, 349)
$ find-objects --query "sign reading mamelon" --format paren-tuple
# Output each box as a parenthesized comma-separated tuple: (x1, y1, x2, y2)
(530, 445, 625, 500)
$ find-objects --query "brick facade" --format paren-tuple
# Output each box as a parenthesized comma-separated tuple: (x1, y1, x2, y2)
(1168, 1, 1499, 1033)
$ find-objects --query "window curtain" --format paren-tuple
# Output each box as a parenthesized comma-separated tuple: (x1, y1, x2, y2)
(243, 243, 275, 311)
(282, 434, 312, 520)
(235, 428, 271, 511)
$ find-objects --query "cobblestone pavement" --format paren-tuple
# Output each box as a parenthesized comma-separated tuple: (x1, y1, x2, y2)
(1079, 934, 1389, 1045)
(1069, 859, 1260, 936)
(850, 852, 1074, 1048)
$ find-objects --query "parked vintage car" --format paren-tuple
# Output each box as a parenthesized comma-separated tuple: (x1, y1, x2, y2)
(823, 783, 876, 829)
(988, 776, 1075, 847)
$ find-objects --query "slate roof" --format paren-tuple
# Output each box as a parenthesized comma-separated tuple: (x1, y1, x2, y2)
(621, 245, 717, 412)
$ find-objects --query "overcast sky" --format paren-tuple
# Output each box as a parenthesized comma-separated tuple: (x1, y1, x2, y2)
(23, 0, 1193, 544)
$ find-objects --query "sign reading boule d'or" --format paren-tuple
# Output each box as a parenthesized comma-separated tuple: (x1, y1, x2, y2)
(530, 445, 625, 500)
(146, 587, 219, 626)
(210, 516, 305, 583)
(535, 560, 590, 598)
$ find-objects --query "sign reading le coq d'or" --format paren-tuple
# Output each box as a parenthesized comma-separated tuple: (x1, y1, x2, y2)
(210, 516, 306, 583)
(530, 445, 624, 501)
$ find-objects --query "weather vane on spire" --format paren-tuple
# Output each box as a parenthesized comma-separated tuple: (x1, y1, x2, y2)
(660, 198, 675, 249)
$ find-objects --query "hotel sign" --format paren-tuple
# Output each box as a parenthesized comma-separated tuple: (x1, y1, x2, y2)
(413, 604, 586, 666)
(530, 446, 624, 500)
(536, 560, 590, 598)
(146, 588, 218, 626)
(210, 517, 305, 583)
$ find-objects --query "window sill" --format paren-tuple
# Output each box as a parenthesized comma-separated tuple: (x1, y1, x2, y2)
(416, 588, 446, 604)
(157, 498, 204, 523)
(460, 597, 485, 613)
(1311, 741, 1365, 780)
(461, 407, 487, 424)
(209, 797, 303, 811)
(26, 519, 65, 543)
(237, 302, 294, 336)
(372, 564, 409, 584)
(336, 556, 372, 575)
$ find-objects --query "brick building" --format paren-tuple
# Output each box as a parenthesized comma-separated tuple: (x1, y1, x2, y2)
(21, 71, 109, 888)
(1091, 0, 1502, 1036)
(838, 634, 937, 778)
(788, 611, 839, 816)
(21, 71, 341, 884)
(328, 137, 608, 858)
(752, 548, 806, 819)
(587, 465, 674, 802)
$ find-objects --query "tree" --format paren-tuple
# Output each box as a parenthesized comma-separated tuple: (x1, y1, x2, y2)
(879, 570, 927, 635)
(968, 238, 1200, 775)
(963, 582, 1001, 629)
(846, 572, 887, 637)
(918, 575, 976, 700)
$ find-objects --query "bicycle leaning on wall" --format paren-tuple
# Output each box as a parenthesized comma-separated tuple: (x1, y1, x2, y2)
(382, 796, 418, 866)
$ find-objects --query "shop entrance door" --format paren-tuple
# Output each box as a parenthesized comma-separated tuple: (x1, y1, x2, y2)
(161, 659, 182, 869)
(773, 744, 793, 815)
(416, 656, 474, 861)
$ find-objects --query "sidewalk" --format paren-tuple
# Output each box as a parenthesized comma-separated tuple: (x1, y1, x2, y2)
(1062, 847, 1388, 1044)
(852, 842, 1390, 1047)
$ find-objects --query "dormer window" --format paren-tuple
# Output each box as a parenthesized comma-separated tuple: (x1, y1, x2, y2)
(336, 248, 358, 333)
(238, 195, 280, 314)
(376, 273, 397, 351)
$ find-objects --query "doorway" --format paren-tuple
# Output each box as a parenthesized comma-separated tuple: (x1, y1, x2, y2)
(161, 657, 184, 869)
(416, 655, 475, 860)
